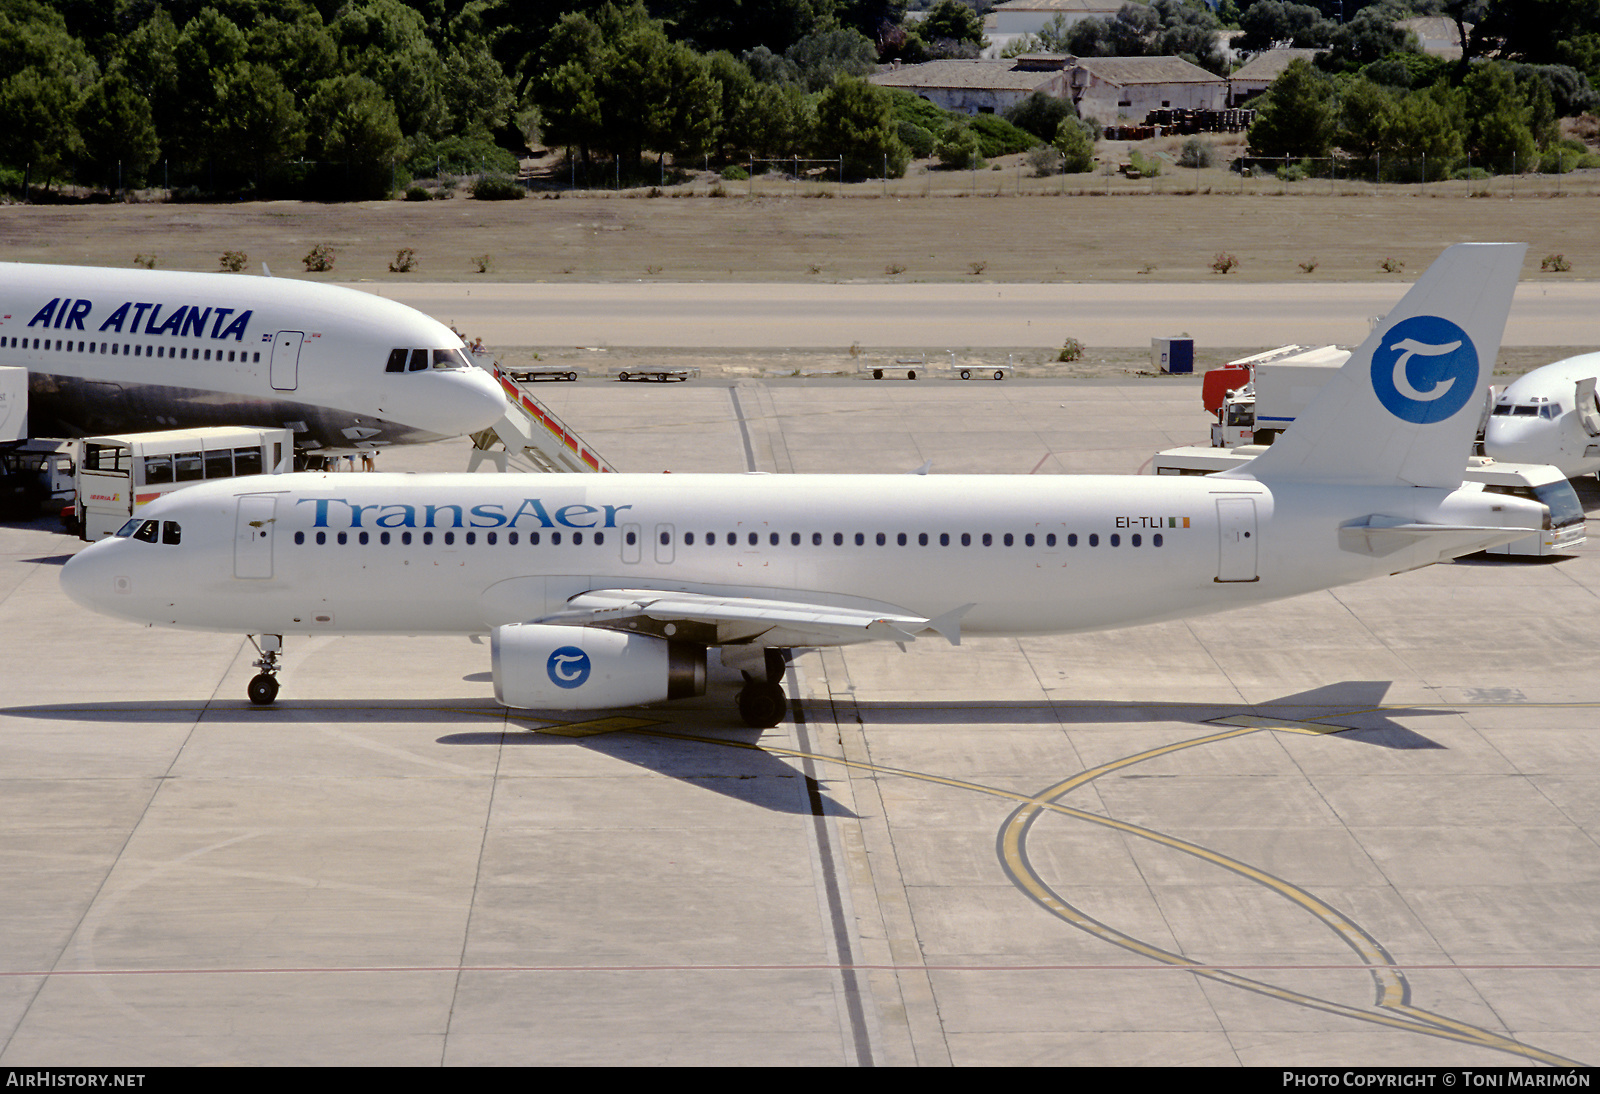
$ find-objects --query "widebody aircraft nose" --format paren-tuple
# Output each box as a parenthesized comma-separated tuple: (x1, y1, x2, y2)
(415, 367, 507, 437)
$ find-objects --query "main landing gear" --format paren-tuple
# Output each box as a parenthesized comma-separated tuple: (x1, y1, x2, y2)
(735, 649, 790, 729)
(247, 634, 283, 705)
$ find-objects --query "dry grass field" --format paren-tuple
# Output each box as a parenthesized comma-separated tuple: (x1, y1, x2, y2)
(2, 166, 1597, 286)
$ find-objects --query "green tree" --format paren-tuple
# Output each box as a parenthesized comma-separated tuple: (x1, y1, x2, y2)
(1247, 58, 1335, 157)
(933, 121, 983, 169)
(1053, 116, 1097, 173)
(813, 76, 907, 179)
(306, 73, 404, 197)
(1004, 89, 1077, 144)
(1335, 76, 1397, 158)
(75, 70, 160, 187)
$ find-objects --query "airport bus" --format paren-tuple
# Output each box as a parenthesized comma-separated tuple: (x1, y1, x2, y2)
(75, 426, 292, 540)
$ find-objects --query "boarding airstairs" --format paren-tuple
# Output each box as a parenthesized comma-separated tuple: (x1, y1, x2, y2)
(467, 358, 616, 474)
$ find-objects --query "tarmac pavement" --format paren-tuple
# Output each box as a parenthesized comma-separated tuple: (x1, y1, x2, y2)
(1, 376, 1597, 1066)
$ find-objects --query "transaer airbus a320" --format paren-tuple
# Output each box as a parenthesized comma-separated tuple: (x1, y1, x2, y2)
(62, 245, 1552, 727)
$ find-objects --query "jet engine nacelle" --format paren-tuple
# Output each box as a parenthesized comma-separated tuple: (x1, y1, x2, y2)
(490, 623, 706, 710)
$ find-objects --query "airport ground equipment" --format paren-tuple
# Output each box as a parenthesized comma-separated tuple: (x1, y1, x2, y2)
(1205, 345, 1351, 446)
(73, 426, 292, 540)
(468, 360, 616, 474)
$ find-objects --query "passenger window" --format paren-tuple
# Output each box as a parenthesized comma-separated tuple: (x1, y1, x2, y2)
(1153, 534, 1163, 547)
(1089, 534, 1099, 546)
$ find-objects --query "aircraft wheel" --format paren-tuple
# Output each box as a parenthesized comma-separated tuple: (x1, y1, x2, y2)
(247, 674, 279, 706)
(907, 370, 918, 380)
(994, 370, 1005, 381)
(960, 369, 971, 380)
(737, 682, 787, 729)
(872, 369, 883, 380)
(618, 371, 630, 381)
(567, 372, 578, 381)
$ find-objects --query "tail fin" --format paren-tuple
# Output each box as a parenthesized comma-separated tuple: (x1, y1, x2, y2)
(1235, 243, 1526, 488)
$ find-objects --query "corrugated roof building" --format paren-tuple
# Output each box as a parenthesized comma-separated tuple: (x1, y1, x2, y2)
(1064, 56, 1227, 121)
(870, 56, 1069, 115)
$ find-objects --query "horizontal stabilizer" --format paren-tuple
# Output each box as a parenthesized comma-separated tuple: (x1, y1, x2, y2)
(1338, 515, 1538, 559)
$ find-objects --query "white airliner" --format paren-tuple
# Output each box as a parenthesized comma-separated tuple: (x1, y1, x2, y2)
(1483, 351, 1600, 478)
(0, 262, 506, 451)
(62, 244, 1550, 728)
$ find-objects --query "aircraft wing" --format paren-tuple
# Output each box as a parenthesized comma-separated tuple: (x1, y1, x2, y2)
(534, 588, 973, 649)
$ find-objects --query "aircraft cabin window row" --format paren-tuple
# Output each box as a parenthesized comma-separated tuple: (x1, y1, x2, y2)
(384, 348, 474, 372)
(4, 336, 259, 362)
(285, 528, 1166, 549)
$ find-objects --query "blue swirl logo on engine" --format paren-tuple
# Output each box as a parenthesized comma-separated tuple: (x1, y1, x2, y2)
(1370, 315, 1479, 424)
(546, 646, 591, 689)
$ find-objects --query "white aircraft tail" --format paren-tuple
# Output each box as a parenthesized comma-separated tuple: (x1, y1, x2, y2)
(1236, 243, 1526, 488)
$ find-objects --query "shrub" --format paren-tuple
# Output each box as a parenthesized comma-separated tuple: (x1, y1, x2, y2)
(720, 165, 749, 180)
(303, 244, 334, 272)
(1542, 253, 1572, 272)
(470, 174, 525, 200)
(968, 261, 987, 276)
(1299, 257, 1319, 273)
(896, 121, 936, 159)
(404, 185, 432, 201)
(885, 262, 906, 275)
(471, 254, 492, 274)
(133, 254, 156, 269)
(968, 114, 1036, 158)
(1058, 337, 1084, 362)
(406, 136, 518, 179)
(1129, 150, 1162, 178)
(1212, 252, 1239, 274)
(1177, 138, 1214, 169)
(1027, 143, 1063, 176)
(389, 248, 417, 273)
(1054, 119, 1096, 174)
(1380, 256, 1404, 273)
(219, 251, 247, 273)
(934, 125, 984, 170)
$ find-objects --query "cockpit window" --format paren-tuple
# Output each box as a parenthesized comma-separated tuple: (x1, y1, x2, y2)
(386, 347, 474, 373)
(1513, 405, 1538, 416)
(162, 521, 182, 545)
(132, 519, 159, 543)
(1541, 404, 1562, 419)
(115, 518, 141, 537)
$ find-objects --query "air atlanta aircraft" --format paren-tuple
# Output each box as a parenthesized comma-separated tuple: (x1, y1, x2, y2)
(62, 244, 1544, 728)
(0, 262, 506, 452)
(1483, 351, 1600, 478)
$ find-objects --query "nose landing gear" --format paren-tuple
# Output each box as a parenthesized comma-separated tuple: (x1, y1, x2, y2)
(247, 634, 283, 705)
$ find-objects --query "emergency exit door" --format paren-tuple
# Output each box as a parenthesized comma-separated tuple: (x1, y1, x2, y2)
(270, 331, 304, 391)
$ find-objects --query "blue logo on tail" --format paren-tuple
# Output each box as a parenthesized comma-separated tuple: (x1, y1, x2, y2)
(1370, 315, 1478, 424)
(547, 646, 591, 689)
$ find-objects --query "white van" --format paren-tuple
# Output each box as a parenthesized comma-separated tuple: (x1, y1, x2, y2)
(75, 426, 292, 540)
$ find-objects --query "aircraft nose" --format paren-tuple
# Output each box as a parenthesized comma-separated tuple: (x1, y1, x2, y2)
(426, 367, 508, 435)
(60, 539, 129, 616)
(1483, 415, 1548, 462)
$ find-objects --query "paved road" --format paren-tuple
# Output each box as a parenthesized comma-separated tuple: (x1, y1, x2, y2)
(356, 281, 1598, 348)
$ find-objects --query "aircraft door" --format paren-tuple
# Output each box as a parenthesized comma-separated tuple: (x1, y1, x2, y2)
(654, 523, 675, 564)
(1215, 497, 1258, 582)
(270, 331, 305, 392)
(235, 495, 277, 579)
